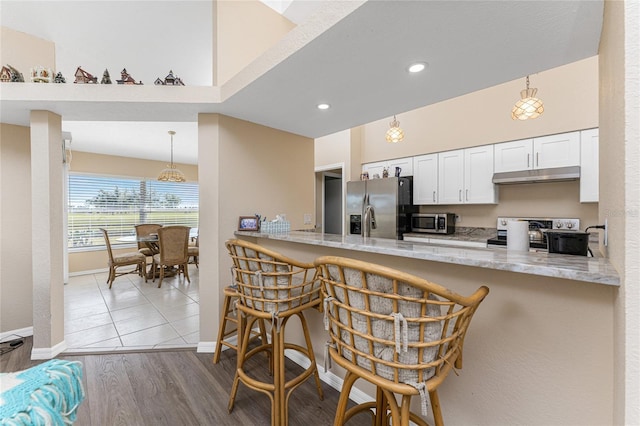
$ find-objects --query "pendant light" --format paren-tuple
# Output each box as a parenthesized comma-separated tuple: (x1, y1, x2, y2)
(157, 130, 186, 182)
(385, 115, 405, 143)
(511, 75, 544, 120)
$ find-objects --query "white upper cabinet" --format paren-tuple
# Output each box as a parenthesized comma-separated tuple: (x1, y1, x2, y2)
(438, 150, 465, 204)
(534, 131, 581, 169)
(493, 139, 533, 173)
(388, 157, 413, 177)
(362, 157, 413, 178)
(580, 128, 599, 203)
(464, 145, 497, 204)
(494, 131, 580, 173)
(413, 154, 439, 204)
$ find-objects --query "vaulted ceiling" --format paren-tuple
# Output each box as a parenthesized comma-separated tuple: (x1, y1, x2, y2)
(1, 1, 603, 164)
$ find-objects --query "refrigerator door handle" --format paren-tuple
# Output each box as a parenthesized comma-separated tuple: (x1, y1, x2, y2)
(363, 205, 376, 236)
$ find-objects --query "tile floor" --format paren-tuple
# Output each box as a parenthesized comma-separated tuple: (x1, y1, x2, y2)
(64, 265, 199, 353)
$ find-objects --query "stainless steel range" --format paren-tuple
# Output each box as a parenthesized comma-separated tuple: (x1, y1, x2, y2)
(487, 217, 580, 249)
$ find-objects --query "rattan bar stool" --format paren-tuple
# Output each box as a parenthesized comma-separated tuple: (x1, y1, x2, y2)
(213, 284, 268, 364)
(315, 256, 489, 426)
(225, 239, 324, 426)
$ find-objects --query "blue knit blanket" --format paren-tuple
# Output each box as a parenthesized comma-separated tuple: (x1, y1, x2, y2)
(0, 359, 85, 425)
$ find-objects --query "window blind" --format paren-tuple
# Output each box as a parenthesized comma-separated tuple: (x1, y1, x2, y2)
(68, 173, 199, 250)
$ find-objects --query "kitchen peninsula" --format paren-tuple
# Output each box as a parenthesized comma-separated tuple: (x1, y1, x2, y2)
(235, 230, 619, 286)
(233, 229, 618, 425)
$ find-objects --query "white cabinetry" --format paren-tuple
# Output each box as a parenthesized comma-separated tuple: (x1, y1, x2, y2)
(580, 128, 599, 203)
(438, 150, 464, 204)
(415, 146, 496, 205)
(438, 147, 496, 204)
(413, 154, 439, 204)
(362, 157, 413, 178)
(464, 145, 497, 204)
(494, 131, 580, 173)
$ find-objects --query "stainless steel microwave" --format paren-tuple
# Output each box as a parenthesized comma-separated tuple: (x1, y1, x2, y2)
(411, 213, 455, 234)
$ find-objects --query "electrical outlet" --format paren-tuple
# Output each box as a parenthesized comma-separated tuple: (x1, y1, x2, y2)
(455, 214, 461, 223)
(304, 213, 312, 225)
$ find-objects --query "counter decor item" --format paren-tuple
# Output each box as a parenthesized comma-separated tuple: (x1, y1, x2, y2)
(116, 68, 143, 85)
(53, 72, 66, 83)
(360, 171, 369, 180)
(101, 69, 112, 84)
(382, 167, 389, 178)
(238, 216, 259, 232)
(507, 220, 529, 252)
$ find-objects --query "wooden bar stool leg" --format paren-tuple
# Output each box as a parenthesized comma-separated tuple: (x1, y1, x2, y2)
(213, 289, 234, 364)
(430, 390, 444, 426)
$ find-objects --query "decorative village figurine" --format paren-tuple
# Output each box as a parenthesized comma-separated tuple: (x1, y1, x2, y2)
(382, 167, 389, 178)
(154, 70, 185, 86)
(116, 68, 142, 85)
(101, 69, 112, 84)
(53, 71, 66, 83)
(74, 66, 98, 84)
(31, 66, 53, 83)
(0, 64, 25, 82)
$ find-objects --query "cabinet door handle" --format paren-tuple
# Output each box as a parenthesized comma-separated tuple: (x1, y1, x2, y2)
(459, 189, 462, 202)
(433, 191, 436, 203)
(527, 153, 530, 168)
(536, 152, 539, 167)
(466, 189, 469, 201)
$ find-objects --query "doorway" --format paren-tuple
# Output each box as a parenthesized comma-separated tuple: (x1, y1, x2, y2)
(315, 164, 344, 235)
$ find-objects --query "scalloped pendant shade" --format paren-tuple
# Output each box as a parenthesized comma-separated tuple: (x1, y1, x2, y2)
(158, 130, 186, 182)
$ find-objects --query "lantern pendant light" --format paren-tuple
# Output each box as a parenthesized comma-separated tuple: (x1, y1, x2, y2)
(385, 115, 405, 143)
(511, 75, 544, 120)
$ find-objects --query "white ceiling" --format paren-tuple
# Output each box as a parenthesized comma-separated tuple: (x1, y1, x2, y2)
(1, 1, 603, 165)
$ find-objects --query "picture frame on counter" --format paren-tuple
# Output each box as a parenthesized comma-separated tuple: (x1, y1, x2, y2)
(238, 216, 259, 231)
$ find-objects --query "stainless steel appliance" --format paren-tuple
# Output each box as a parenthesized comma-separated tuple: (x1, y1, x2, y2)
(487, 217, 580, 249)
(411, 213, 456, 234)
(347, 177, 416, 240)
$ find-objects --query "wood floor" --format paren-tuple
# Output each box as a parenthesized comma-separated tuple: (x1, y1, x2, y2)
(1, 337, 371, 425)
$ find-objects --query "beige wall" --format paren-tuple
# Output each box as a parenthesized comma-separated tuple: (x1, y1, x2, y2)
(600, 1, 640, 424)
(196, 113, 315, 343)
(315, 57, 600, 229)
(360, 56, 599, 163)
(0, 124, 33, 333)
(68, 151, 198, 273)
(0, 26, 55, 78)
(248, 237, 615, 425)
(215, 1, 295, 86)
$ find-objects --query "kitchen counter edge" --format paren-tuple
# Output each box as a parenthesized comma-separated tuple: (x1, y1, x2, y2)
(234, 231, 620, 286)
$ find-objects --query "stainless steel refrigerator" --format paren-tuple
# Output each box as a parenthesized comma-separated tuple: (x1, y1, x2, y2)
(347, 177, 416, 240)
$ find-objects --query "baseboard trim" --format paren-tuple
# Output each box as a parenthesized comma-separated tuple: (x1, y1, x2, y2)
(31, 339, 68, 360)
(0, 326, 33, 343)
(197, 341, 217, 353)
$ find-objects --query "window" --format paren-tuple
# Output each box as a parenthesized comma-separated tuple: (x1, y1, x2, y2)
(68, 173, 199, 250)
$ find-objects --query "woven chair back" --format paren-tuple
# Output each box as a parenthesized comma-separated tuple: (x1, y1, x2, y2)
(100, 228, 115, 264)
(157, 226, 190, 265)
(135, 223, 162, 250)
(315, 256, 489, 389)
(225, 239, 321, 315)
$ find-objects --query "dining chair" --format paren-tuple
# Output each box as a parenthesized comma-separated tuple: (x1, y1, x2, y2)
(152, 225, 191, 288)
(315, 256, 489, 426)
(188, 234, 199, 268)
(100, 228, 147, 289)
(135, 223, 162, 257)
(225, 239, 324, 426)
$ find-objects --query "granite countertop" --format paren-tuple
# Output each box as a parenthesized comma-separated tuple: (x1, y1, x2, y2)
(235, 230, 620, 286)
(403, 227, 496, 248)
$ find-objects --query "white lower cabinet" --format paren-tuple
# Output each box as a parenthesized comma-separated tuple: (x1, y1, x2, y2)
(580, 128, 599, 202)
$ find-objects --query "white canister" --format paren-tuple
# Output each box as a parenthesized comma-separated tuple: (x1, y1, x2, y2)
(507, 220, 529, 252)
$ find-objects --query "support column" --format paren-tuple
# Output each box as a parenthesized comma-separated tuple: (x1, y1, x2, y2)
(30, 110, 66, 359)
(196, 113, 221, 352)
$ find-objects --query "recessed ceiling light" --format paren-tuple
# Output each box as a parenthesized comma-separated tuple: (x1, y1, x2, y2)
(317, 103, 330, 110)
(408, 62, 427, 73)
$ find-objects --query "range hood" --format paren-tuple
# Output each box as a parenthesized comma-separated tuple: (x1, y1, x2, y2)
(492, 166, 580, 184)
